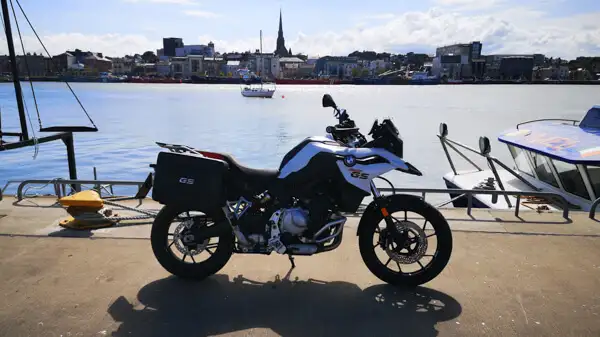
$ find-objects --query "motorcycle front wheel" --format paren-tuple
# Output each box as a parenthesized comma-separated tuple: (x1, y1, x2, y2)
(150, 205, 234, 280)
(358, 194, 453, 287)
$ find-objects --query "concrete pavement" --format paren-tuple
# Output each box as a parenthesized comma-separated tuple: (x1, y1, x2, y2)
(0, 196, 599, 336)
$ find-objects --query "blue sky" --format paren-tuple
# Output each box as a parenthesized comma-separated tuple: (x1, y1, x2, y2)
(2, 0, 600, 58)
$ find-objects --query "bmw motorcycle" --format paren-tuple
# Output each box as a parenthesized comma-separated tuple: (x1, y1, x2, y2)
(149, 94, 453, 287)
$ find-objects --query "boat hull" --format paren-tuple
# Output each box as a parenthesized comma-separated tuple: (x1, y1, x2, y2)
(443, 178, 490, 209)
(241, 90, 275, 98)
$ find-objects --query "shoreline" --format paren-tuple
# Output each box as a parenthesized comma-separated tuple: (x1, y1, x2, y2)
(2, 78, 599, 85)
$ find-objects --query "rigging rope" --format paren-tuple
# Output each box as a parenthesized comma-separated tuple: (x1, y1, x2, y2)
(13, 0, 98, 129)
(6, 0, 39, 157)
(9, 0, 42, 131)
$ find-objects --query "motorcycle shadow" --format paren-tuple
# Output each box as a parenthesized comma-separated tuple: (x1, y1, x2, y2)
(108, 274, 462, 337)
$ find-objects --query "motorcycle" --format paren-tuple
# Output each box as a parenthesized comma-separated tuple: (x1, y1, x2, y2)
(149, 94, 453, 287)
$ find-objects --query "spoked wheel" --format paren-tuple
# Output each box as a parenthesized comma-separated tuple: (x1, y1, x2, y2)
(359, 194, 453, 287)
(150, 205, 234, 280)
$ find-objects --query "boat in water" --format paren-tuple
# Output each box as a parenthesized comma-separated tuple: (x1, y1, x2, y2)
(408, 71, 440, 85)
(240, 82, 276, 98)
(439, 105, 600, 212)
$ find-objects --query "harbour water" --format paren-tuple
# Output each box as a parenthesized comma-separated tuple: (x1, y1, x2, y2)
(1, 82, 599, 203)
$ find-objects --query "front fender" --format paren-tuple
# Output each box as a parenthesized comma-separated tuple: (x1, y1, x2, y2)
(395, 161, 422, 176)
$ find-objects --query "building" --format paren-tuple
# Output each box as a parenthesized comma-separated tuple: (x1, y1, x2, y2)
(484, 54, 544, 79)
(175, 44, 215, 57)
(156, 61, 172, 77)
(249, 53, 280, 79)
(203, 57, 225, 76)
(314, 56, 359, 78)
(499, 56, 534, 80)
(111, 57, 134, 75)
(433, 41, 485, 79)
(279, 56, 306, 78)
(15, 54, 48, 77)
(274, 10, 290, 57)
(170, 57, 188, 78)
(534, 65, 569, 80)
(432, 55, 463, 80)
(163, 37, 184, 57)
(83, 53, 113, 73)
(225, 60, 240, 77)
(436, 42, 482, 62)
(366, 59, 391, 76)
(50, 52, 76, 73)
(186, 55, 203, 78)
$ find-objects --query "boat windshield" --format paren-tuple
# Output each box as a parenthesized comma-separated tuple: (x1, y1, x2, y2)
(585, 165, 600, 199)
(529, 152, 559, 188)
(551, 159, 591, 200)
(508, 145, 534, 177)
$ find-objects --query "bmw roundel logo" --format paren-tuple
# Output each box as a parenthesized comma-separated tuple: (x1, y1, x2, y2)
(343, 155, 356, 167)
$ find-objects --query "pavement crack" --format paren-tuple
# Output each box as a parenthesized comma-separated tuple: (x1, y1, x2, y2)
(516, 294, 529, 324)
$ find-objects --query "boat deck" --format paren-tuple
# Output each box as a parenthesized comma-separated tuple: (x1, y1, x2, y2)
(443, 169, 564, 211)
(1, 196, 600, 336)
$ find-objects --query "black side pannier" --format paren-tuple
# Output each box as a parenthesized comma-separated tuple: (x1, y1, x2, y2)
(152, 151, 229, 212)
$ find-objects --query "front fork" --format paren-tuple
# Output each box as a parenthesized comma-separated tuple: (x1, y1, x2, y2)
(370, 181, 396, 227)
(370, 181, 404, 243)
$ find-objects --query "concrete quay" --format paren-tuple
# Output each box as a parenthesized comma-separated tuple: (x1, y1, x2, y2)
(0, 196, 599, 337)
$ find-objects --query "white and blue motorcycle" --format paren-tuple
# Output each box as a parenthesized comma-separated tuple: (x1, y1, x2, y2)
(150, 94, 453, 287)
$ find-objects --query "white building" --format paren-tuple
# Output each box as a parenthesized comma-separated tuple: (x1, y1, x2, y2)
(175, 44, 215, 57)
(249, 53, 280, 79)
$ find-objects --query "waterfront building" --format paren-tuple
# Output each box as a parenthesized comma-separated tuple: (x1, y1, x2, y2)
(170, 57, 188, 78)
(433, 41, 485, 79)
(248, 53, 280, 79)
(156, 61, 172, 77)
(163, 37, 184, 57)
(51, 52, 76, 72)
(484, 54, 544, 79)
(314, 56, 359, 78)
(279, 56, 306, 78)
(83, 53, 112, 73)
(111, 57, 134, 75)
(175, 44, 215, 58)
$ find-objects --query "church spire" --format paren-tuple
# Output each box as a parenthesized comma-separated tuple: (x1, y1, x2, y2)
(274, 8, 289, 56)
(278, 9, 283, 38)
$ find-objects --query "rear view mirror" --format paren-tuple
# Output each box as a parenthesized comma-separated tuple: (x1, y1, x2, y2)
(322, 94, 337, 109)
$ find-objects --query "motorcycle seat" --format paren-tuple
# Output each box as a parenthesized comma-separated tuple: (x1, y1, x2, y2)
(219, 154, 279, 188)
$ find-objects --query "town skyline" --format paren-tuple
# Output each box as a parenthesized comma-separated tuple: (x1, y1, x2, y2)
(0, 0, 598, 60)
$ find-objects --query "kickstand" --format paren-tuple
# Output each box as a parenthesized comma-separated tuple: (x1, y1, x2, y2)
(288, 254, 296, 269)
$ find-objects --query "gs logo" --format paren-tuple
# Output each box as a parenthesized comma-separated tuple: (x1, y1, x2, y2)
(350, 170, 369, 179)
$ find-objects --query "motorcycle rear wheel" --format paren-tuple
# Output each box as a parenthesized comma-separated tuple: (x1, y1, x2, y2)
(358, 194, 453, 287)
(150, 205, 234, 280)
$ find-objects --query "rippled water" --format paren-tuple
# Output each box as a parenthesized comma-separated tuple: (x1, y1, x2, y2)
(1, 82, 598, 202)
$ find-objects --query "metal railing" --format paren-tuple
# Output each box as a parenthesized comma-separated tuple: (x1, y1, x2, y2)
(1, 178, 148, 202)
(516, 118, 579, 130)
(377, 187, 571, 219)
(438, 123, 542, 209)
(591, 197, 600, 220)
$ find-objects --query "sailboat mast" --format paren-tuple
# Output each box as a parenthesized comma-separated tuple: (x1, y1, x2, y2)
(1, 0, 29, 141)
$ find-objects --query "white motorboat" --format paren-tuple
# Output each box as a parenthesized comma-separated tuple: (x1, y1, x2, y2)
(438, 105, 600, 212)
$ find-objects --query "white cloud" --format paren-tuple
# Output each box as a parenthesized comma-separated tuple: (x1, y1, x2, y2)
(433, 0, 503, 10)
(0, 33, 158, 57)
(364, 14, 396, 20)
(1, 4, 598, 60)
(182, 10, 221, 18)
(124, 0, 198, 4)
(204, 7, 600, 59)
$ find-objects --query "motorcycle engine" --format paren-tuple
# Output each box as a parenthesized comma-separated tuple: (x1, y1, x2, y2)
(280, 207, 310, 235)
